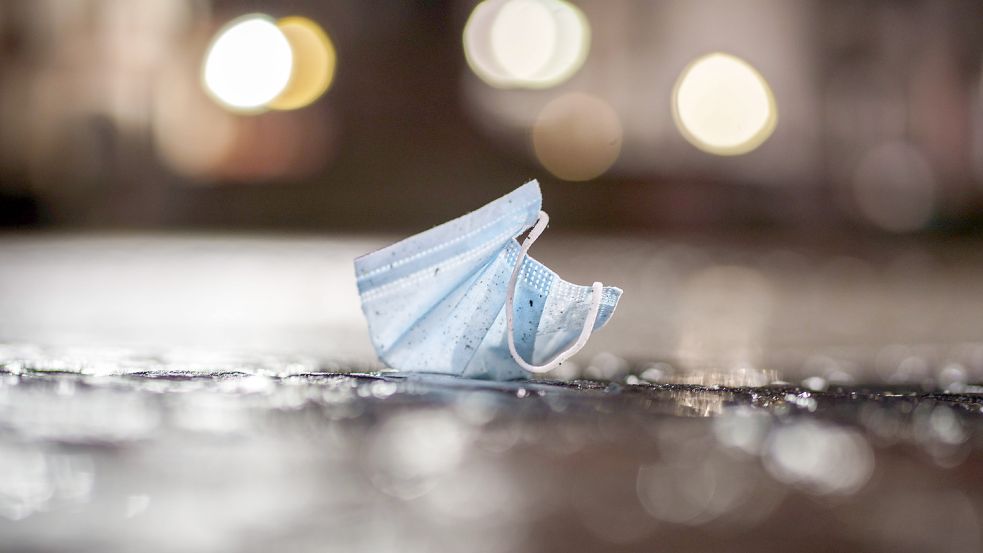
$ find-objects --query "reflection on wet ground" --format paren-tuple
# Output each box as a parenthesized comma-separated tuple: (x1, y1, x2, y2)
(1, 345, 982, 553)
(3, 235, 983, 551)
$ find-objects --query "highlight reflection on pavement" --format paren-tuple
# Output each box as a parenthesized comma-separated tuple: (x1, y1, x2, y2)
(2, 235, 983, 552)
(0, 355, 981, 553)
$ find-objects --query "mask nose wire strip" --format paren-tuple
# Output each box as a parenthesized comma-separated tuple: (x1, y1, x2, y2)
(505, 210, 603, 374)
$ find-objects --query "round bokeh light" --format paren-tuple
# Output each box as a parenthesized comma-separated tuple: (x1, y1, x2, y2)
(672, 52, 777, 156)
(202, 14, 294, 112)
(268, 16, 337, 111)
(464, 0, 590, 90)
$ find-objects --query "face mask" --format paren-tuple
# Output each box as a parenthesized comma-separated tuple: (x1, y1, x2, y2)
(354, 180, 622, 380)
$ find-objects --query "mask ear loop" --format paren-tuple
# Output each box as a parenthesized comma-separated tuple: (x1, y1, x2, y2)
(506, 210, 604, 374)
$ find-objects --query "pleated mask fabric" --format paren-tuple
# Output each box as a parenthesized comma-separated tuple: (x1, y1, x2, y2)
(354, 180, 622, 380)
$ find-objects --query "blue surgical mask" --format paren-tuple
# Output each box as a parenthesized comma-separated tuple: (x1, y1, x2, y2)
(354, 180, 622, 380)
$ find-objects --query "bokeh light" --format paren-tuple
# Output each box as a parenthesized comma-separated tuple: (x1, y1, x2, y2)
(764, 420, 874, 495)
(202, 14, 293, 112)
(370, 410, 470, 500)
(532, 92, 622, 181)
(491, 0, 556, 81)
(852, 141, 935, 233)
(672, 52, 777, 156)
(156, 51, 336, 183)
(463, 0, 590, 89)
(267, 17, 336, 111)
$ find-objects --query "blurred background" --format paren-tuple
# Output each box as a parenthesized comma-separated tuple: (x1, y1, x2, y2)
(0, 0, 981, 234)
(5, 3, 983, 553)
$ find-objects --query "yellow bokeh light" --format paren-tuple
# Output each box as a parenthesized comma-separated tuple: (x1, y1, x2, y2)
(672, 52, 777, 156)
(268, 17, 336, 111)
(532, 92, 622, 181)
(463, 0, 590, 90)
(202, 14, 293, 112)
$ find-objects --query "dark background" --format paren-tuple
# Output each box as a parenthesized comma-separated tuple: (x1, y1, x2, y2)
(1, 0, 982, 235)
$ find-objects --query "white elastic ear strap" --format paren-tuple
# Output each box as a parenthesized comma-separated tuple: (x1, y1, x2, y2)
(506, 210, 603, 374)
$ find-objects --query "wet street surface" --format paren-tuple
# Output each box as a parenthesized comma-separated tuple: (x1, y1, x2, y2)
(3, 235, 983, 552)
(1, 345, 983, 553)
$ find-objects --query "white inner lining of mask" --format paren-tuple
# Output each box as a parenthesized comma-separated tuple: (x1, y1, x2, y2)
(505, 210, 603, 374)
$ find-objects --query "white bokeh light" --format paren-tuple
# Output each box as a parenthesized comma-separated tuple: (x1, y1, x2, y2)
(202, 15, 294, 112)
(464, 0, 590, 89)
(672, 52, 777, 156)
(490, 0, 557, 80)
(764, 420, 874, 495)
(531, 1, 590, 87)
